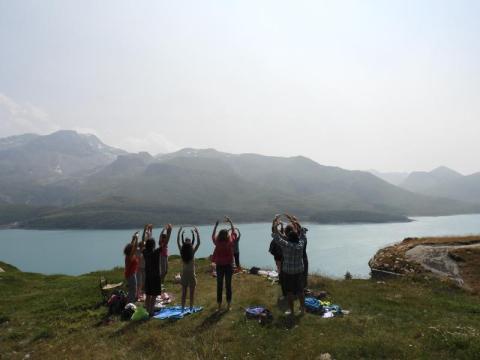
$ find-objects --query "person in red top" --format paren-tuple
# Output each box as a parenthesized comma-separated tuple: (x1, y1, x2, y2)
(124, 232, 139, 303)
(212, 216, 237, 311)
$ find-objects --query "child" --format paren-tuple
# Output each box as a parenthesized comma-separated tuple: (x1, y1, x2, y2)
(212, 216, 237, 311)
(143, 226, 162, 316)
(124, 232, 139, 304)
(159, 224, 173, 287)
(177, 226, 201, 310)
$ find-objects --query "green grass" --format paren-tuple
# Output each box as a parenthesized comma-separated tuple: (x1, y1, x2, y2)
(1, 259, 479, 359)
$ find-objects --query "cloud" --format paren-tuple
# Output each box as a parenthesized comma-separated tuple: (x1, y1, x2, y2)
(0, 93, 59, 136)
(123, 132, 179, 155)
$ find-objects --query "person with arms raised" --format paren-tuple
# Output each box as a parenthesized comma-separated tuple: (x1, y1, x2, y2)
(271, 214, 306, 316)
(143, 225, 163, 317)
(124, 232, 139, 304)
(159, 224, 173, 288)
(177, 226, 201, 310)
(285, 214, 309, 290)
(212, 216, 237, 311)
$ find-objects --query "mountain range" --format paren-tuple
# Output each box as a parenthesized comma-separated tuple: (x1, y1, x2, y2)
(0, 130, 479, 229)
(372, 166, 480, 204)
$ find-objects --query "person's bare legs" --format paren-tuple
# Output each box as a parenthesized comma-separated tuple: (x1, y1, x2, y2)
(181, 286, 187, 310)
(189, 284, 195, 309)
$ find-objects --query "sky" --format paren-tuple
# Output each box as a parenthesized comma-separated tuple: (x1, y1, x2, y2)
(1, 0, 480, 174)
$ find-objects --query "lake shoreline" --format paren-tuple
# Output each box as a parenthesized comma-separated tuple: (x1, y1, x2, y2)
(0, 217, 414, 230)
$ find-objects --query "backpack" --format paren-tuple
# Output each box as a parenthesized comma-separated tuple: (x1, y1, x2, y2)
(268, 240, 282, 259)
(121, 303, 137, 321)
(304, 297, 324, 314)
(249, 267, 260, 275)
(131, 306, 149, 321)
(245, 306, 273, 325)
(107, 292, 127, 316)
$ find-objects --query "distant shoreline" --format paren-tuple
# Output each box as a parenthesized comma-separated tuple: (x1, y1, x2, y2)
(0, 218, 414, 230)
(5, 212, 480, 230)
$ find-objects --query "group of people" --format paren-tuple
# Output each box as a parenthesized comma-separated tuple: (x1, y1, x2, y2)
(123, 214, 308, 317)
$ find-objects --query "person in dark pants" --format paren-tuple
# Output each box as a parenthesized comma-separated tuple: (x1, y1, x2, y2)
(269, 223, 286, 298)
(212, 216, 237, 311)
(286, 214, 309, 290)
(143, 231, 162, 317)
(302, 230, 308, 289)
(232, 227, 241, 271)
(271, 215, 306, 316)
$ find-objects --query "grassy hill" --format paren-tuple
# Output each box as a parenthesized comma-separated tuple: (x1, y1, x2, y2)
(1, 258, 479, 359)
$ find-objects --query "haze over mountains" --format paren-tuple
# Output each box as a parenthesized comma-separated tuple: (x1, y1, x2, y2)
(371, 166, 480, 205)
(0, 130, 479, 229)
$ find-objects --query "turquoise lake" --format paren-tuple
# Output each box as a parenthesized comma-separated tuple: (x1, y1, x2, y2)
(1, 214, 479, 278)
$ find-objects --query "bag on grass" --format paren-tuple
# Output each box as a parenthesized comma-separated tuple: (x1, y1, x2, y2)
(121, 303, 136, 321)
(304, 297, 324, 314)
(249, 267, 260, 275)
(245, 306, 273, 325)
(131, 306, 149, 321)
(107, 293, 127, 315)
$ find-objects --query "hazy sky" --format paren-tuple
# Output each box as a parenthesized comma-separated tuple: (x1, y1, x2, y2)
(1, 1, 480, 174)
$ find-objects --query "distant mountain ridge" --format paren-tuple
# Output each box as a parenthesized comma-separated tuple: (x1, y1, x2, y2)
(401, 166, 463, 193)
(0, 130, 479, 228)
(369, 170, 410, 186)
(397, 166, 480, 204)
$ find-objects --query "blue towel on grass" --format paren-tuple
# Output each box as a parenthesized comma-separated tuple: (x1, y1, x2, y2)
(153, 306, 203, 320)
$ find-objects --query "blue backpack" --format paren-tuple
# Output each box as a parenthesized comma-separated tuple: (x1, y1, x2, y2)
(304, 297, 324, 314)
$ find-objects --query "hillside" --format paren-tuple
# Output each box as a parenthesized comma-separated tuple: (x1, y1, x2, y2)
(0, 130, 125, 205)
(399, 166, 480, 204)
(1, 259, 479, 359)
(424, 173, 480, 204)
(400, 166, 463, 194)
(368, 170, 409, 186)
(1, 131, 480, 228)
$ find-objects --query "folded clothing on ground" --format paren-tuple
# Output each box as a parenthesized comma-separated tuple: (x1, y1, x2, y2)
(304, 296, 344, 318)
(153, 306, 203, 320)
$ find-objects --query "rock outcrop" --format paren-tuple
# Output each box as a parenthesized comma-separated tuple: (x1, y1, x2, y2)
(369, 236, 480, 292)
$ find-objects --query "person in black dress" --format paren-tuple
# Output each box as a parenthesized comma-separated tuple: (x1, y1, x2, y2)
(143, 234, 162, 316)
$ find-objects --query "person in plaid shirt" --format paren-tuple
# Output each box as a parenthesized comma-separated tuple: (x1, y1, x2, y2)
(271, 214, 306, 316)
